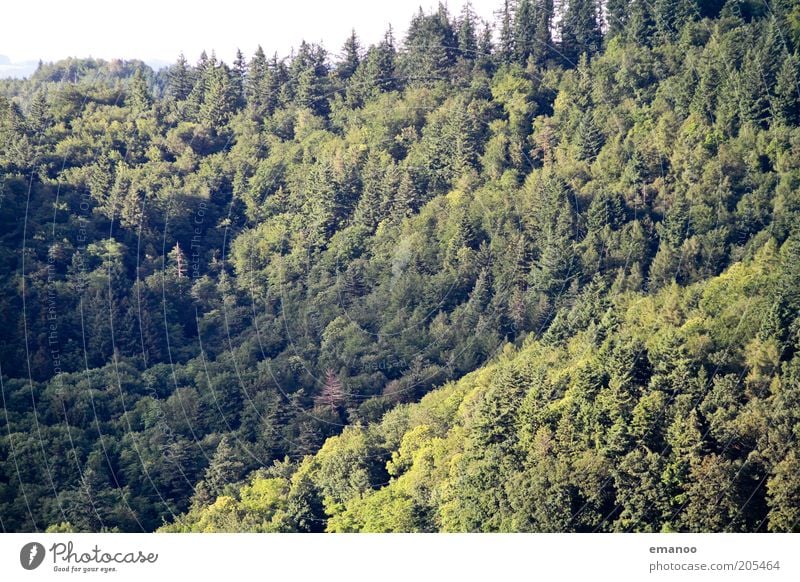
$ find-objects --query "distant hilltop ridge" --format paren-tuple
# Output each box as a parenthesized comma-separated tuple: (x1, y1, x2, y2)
(0, 54, 170, 79)
(0, 54, 39, 78)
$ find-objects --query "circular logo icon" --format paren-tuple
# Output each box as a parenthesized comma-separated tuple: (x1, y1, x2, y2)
(20, 542, 46, 570)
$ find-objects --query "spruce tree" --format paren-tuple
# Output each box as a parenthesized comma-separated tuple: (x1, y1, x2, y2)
(575, 111, 603, 160)
(626, 0, 656, 46)
(532, 0, 554, 69)
(514, 0, 537, 64)
(498, 0, 516, 64)
(458, 2, 479, 59)
(402, 4, 458, 82)
(316, 368, 346, 409)
(199, 64, 236, 129)
(232, 48, 247, 107)
(654, 0, 698, 41)
(337, 30, 361, 81)
(129, 68, 152, 113)
(560, 0, 602, 64)
(247, 45, 268, 104)
(203, 436, 245, 499)
(775, 52, 800, 125)
(605, 0, 628, 39)
(168, 53, 193, 100)
(26, 90, 51, 136)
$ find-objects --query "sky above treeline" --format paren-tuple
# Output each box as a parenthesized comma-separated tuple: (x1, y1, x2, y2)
(2, 0, 499, 69)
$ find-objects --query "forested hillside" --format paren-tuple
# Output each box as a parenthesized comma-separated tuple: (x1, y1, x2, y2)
(2, 0, 800, 533)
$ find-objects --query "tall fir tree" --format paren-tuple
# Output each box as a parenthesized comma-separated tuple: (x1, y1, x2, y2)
(247, 45, 268, 104)
(337, 30, 361, 81)
(457, 2, 479, 59)
(232, 48, 247, 107)
(775, 52, 800, 125)
(26, 90, 51, 136)
(129, 68, 152, 113)
(626, 0, 656, 46)
(654, 0, 698, 41)
(514, 0, 537, 64)
(560, 0, 602, 64)
(605, 0, 628, 39)
(498, 0, 516, 64)
(168, 53, 193, 100)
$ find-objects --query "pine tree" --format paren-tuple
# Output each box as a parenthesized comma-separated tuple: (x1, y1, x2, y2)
(199, 64, 236, 129)
(168, 53, 193, 100)
(337, 30, 361, 81)
(514, 0, 536, 64)
(457, 2, 479, 59)
(626, 0, 655, 46)
(560, 0, 602, 64)
(498, 0, 516, 64)
(575, 111, 604, 160)
(775, 52, 800, 125)
(316, 368, 345, 408)
(26, 90, 51, 136)
(203, 436, 245, 498)
(605, 0, 628, 39)
(232, 48, 247, 107)
(169, 243, 187, 279)
(247, 45, 268, 104)
(654, 0, 698, 41)
(129, 68, 152, 113)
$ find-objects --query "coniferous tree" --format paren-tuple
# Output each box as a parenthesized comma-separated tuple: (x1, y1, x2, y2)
(402, 4, 458, 82)
(199, 64, 237, 129)
(168, 53, 193, 100)
(186, 50, 212, 117)
(532, 0, 554, 68)
(372, 29, 397, 91)
(337, 30, 361, 81)
(514, 0, 537, 64)
(626, 0, 656, 46)
(605, 0, 628, 39)
(292, 42, 330, 115)
(560, 0, 602, 64)
(575, 111, 603, 160)
(654, 0, 698, 41)
(498, 0, 516, 64)
(393, 171, 418, 219)
(169, 243, 188, 280)
(775, 52, 800, 124)
(316, 368, 346, 409)
(477, 20, 494, 65)
(202, 436, 246, 500)
(457, 2, 479, 59)
(129, 68, 152, 113)
(232, 48, 247, 107)
(26, 90, 51, 136)
(247, 45, 268, 104)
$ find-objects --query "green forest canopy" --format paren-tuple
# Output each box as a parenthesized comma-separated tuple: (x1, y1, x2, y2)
(1, 0, 800, 532)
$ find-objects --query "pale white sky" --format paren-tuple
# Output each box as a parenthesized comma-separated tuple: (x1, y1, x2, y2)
(2, 0, 501, 66)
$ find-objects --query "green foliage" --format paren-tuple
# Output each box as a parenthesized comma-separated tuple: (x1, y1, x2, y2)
(1, 2, 799, 534)
(170, 246, 800, 532)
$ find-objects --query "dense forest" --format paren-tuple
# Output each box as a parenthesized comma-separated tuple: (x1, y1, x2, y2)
(1, 0, 800, 533)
